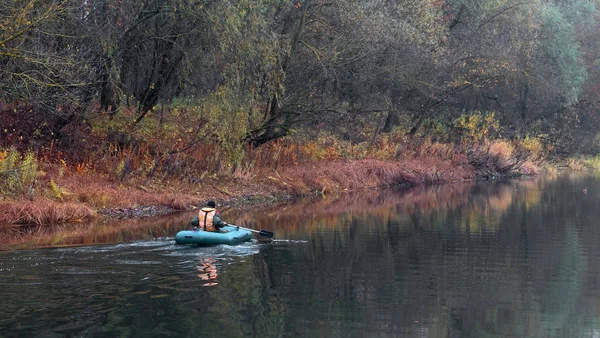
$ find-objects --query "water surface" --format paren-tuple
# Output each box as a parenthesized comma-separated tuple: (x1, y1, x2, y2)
(2, 174, 600, 337)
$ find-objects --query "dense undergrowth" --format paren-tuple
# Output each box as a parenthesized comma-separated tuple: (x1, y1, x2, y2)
(0, 103, 588, 226)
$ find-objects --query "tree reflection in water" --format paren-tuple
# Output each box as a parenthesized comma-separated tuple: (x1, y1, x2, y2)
(3, 174, 600, 337)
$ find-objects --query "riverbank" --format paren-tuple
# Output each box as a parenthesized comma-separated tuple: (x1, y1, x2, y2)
(0, 156, 496, 226)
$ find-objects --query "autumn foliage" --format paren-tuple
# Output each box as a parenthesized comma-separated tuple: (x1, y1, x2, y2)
(0, 113, 539, 227)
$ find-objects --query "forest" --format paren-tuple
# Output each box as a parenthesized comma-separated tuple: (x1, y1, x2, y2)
(1, 0, 600, 225)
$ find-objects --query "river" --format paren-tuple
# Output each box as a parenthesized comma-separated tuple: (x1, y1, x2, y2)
(2, 174, 600, 337)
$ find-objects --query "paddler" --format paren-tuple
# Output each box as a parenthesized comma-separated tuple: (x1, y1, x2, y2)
(190, 200, 229, 232)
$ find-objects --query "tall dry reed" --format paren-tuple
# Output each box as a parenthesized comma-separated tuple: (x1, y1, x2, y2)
(0, 200, 96, 225)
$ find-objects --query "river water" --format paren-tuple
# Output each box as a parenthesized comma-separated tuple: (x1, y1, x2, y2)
(2, 174, 600, 337)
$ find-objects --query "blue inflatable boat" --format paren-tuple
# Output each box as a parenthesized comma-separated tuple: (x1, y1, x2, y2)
(175, 225, 252, 245)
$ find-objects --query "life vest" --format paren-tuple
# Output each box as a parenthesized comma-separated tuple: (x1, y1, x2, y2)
(198, 207, 217, 232)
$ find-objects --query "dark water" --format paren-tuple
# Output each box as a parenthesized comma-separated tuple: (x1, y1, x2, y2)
(2, 174, 600, 337)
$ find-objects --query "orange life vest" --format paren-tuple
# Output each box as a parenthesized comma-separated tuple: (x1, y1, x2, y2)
(198, 207, 217, 232)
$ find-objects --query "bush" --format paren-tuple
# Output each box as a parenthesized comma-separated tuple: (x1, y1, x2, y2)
(0, 147, 39, 197)
(519, 136, 544, 159)
(452, 111, 500, 142)
(583, 155, 600, 170)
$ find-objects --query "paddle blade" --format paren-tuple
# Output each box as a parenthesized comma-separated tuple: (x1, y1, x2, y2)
(258, 230, 274, 238)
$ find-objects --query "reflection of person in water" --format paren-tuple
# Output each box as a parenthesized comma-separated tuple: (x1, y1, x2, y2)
(196, 258, 218, 287)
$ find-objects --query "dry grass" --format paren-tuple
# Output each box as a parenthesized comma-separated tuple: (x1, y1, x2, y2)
(0, 200, 96, 225)
(39, 164, 200, 209)
(487, 140, 514, 166)
(66, 181, 196, 210)
(0, 154, 475, 227)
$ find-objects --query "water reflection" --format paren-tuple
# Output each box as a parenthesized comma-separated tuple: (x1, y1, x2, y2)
(0, 177, 539, 250)
(228, 175, 598, 337)
(196, 258, 218, 286)
(230, 179, 536, 239)
(0, 211, 192, 250)
(3, 174, 600, 337)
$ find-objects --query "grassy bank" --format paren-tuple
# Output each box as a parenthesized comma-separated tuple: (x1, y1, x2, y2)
(0, 137, 543, 227)
(0, 180, 531, 250)
(0, 104, 559, 227)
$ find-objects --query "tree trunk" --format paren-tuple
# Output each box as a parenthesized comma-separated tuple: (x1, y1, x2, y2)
(382, 110, 398, 133)
(519, 81, 529, 120)
(100, 56, 120, 116)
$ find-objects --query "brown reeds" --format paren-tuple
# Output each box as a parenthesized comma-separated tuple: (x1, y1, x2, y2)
(0, 200, 96, 225)
(40, 164, 199, 210)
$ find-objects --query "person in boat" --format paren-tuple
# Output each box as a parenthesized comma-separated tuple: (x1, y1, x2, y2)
(191, 200, 228, 232)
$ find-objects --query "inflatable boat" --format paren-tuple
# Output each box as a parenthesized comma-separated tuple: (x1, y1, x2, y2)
(175, 225, 253, 245)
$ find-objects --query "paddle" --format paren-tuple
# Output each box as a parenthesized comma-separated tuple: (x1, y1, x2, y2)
(226, 223, 274, 238)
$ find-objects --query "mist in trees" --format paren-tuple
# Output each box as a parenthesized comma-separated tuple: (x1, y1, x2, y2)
(1, 0, 599, 155)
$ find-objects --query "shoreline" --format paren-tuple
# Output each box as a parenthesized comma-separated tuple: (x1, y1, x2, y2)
(1, 155, 529, 229)
(5, 167, 592, 251)
(1, 157, 482, 226)
(0, 173, 542, 251)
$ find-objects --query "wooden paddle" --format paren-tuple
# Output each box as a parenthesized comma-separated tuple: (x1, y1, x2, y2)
(227, 224, 274, 238)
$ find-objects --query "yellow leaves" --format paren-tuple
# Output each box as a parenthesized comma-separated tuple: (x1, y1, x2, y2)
(49, 179, 71, 200)
(453, 111, 500, 142)
(0, 0, 59, 48)
(519, 136, 543, 156)
(0, 148, 40, 196)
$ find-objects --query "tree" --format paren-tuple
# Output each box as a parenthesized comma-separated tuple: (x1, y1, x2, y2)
(82, 0, 213, 122)
(0, 0, 97, 140)
(240, 0, 449, 146)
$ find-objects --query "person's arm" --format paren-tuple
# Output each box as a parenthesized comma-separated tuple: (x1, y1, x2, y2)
(190, 214, 199, 227)
(213, 214, 227, 228)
